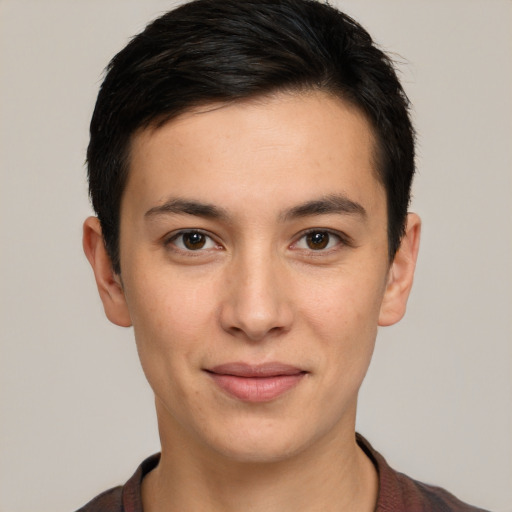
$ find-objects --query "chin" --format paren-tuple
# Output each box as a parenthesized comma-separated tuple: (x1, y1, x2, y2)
(214, 441, 303, 465)
(204, 421, 319, 465)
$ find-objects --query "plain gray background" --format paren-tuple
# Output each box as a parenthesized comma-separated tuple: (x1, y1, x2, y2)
(1, 1, 511, 511)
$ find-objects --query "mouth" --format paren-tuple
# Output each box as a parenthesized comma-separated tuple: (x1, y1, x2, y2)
(205, 362, 307, 403)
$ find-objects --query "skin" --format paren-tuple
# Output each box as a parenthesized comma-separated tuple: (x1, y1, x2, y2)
(84, 91, 420, 512)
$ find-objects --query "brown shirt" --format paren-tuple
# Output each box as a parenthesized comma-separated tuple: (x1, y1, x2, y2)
(76, 435, 490, 512)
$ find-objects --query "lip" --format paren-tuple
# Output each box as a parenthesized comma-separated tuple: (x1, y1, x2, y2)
(206, 362, 307, 402)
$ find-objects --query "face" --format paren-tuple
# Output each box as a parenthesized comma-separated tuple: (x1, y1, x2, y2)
(85, 91, 419, 464)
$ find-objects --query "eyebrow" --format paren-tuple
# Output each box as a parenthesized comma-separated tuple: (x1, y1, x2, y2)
(145, 198, 229, 220)
(280, 194, 367, 221)
(144, 193, 366, 222)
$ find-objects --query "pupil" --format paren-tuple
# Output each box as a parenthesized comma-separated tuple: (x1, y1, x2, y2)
(307, 232, 329, 250)
(184, 232, 205, 250)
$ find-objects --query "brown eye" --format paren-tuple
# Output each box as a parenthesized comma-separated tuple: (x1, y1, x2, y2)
(170, 231, 217, 251)
(293, 230, 344, 252)
(182, 232, 207, 250)
(306, 231, 330, 250)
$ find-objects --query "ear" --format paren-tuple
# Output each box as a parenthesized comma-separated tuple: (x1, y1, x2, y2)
(82, 216, 132, 327)
(378, 213, 421, 326)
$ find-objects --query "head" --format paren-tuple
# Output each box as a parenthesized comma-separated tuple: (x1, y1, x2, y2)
(83, 0, 420, 464)
(87, 0, 415, 275)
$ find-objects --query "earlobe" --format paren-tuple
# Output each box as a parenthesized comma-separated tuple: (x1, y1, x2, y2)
(378, 213, 421, 327)
(82, 216, 132, 327)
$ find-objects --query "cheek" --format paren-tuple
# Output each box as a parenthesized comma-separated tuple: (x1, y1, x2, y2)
(299, 267, 384, 334)
(128, 265, 216, 332)
(124, 269, 219, 380)
(297, 266, 385, 374)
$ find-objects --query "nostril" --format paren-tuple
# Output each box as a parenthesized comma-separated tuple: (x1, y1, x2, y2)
(218, 268, 294, 341)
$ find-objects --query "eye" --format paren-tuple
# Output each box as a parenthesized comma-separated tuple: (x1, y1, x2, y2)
(168, 230, 218, 251)
(294, 230, 342, 251)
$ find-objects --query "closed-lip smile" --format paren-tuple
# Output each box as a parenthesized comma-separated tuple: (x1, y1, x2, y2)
(205, 362, 307, 402)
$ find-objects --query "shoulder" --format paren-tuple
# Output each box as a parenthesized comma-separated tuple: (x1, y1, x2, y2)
(390, 469, 491, 512)
(74, 486, 123, 512)
(74, 454, 160, 512)
(356, 434, 490, 512)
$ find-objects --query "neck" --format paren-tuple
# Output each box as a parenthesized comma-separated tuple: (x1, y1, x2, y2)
(142, 421, 378, 512)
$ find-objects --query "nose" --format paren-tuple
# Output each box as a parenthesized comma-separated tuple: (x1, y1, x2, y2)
(219, 251, 294, 342)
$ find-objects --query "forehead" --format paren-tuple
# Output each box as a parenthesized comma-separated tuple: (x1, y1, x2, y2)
(124, 91, 384, 220)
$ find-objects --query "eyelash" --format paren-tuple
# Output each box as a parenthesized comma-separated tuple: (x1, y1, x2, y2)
(165, 230, 220, 253)
(291, 229, 350, 253)
(164, 228, 350, 255)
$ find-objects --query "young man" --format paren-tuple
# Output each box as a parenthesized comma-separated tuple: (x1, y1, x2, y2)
(80, 1, 488, 511)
